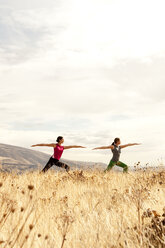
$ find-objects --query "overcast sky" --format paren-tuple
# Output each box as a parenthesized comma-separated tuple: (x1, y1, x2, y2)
(0, 0, 165, 166)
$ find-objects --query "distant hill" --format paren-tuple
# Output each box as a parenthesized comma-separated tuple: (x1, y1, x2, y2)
(0, 143, 106, 172)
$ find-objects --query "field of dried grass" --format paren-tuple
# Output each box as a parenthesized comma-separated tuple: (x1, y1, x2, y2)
(0, 168, 165, 248)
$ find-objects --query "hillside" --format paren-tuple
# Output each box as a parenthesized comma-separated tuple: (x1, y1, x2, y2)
(0, 143, 106, 172)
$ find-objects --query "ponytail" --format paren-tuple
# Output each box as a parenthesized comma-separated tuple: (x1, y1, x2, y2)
(56, 136, 63, 143)
(112, 138, 120, 145)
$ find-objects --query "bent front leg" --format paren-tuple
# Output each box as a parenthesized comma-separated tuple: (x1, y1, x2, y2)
(117, 161, 128, 173)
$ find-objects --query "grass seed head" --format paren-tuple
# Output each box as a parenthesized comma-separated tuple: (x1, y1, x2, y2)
(3, 213, 7, 218)
(29, 224, 34, 230)
(11, 208, 15, 213)
(20, 207, 24, 212)
(28, 185, 34, 190)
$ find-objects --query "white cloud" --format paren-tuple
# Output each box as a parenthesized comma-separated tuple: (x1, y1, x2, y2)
(0, 0, 165, 166)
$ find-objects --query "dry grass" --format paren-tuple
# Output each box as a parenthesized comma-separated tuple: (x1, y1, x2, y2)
(0, 168, 165, 248)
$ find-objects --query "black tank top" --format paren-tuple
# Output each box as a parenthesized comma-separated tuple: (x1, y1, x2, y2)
(111, 145, 121, 162)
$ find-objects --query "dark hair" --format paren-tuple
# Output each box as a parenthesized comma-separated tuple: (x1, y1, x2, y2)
(56, 136, 63, 143)
(112, 137, 120, 145)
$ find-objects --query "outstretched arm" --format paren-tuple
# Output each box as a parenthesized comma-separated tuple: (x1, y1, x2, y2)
(31, 143, 56, 148)
(120, 143, 141, 149)
(92, 145, 114, 150)
(64, 145, 86, 150)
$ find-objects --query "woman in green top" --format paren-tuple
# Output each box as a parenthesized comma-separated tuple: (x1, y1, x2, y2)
(93, 138, 141, 172)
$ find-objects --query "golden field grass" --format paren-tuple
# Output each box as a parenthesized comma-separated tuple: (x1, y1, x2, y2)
(0, 168, 165, 248)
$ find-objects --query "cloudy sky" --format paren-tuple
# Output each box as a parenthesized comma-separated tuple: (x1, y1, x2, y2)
(0, 0, 165, 166)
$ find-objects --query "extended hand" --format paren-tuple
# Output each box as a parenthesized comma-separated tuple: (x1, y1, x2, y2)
(31, 145, 36, 147)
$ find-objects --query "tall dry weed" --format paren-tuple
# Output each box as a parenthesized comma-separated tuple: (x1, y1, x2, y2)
(0, 169, 164, 247)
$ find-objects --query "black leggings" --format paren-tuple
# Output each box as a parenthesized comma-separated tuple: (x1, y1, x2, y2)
(42, 157, 70, 172)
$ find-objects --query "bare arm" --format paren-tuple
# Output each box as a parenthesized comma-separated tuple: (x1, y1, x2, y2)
(120, 143, 141, 149)
(64, 145, 86, 150)
(92, 145, 114, 150)
(31, 143, 56, 148)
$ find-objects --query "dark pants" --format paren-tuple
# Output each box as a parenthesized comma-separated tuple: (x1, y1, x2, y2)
(42, 157, 70, 172)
